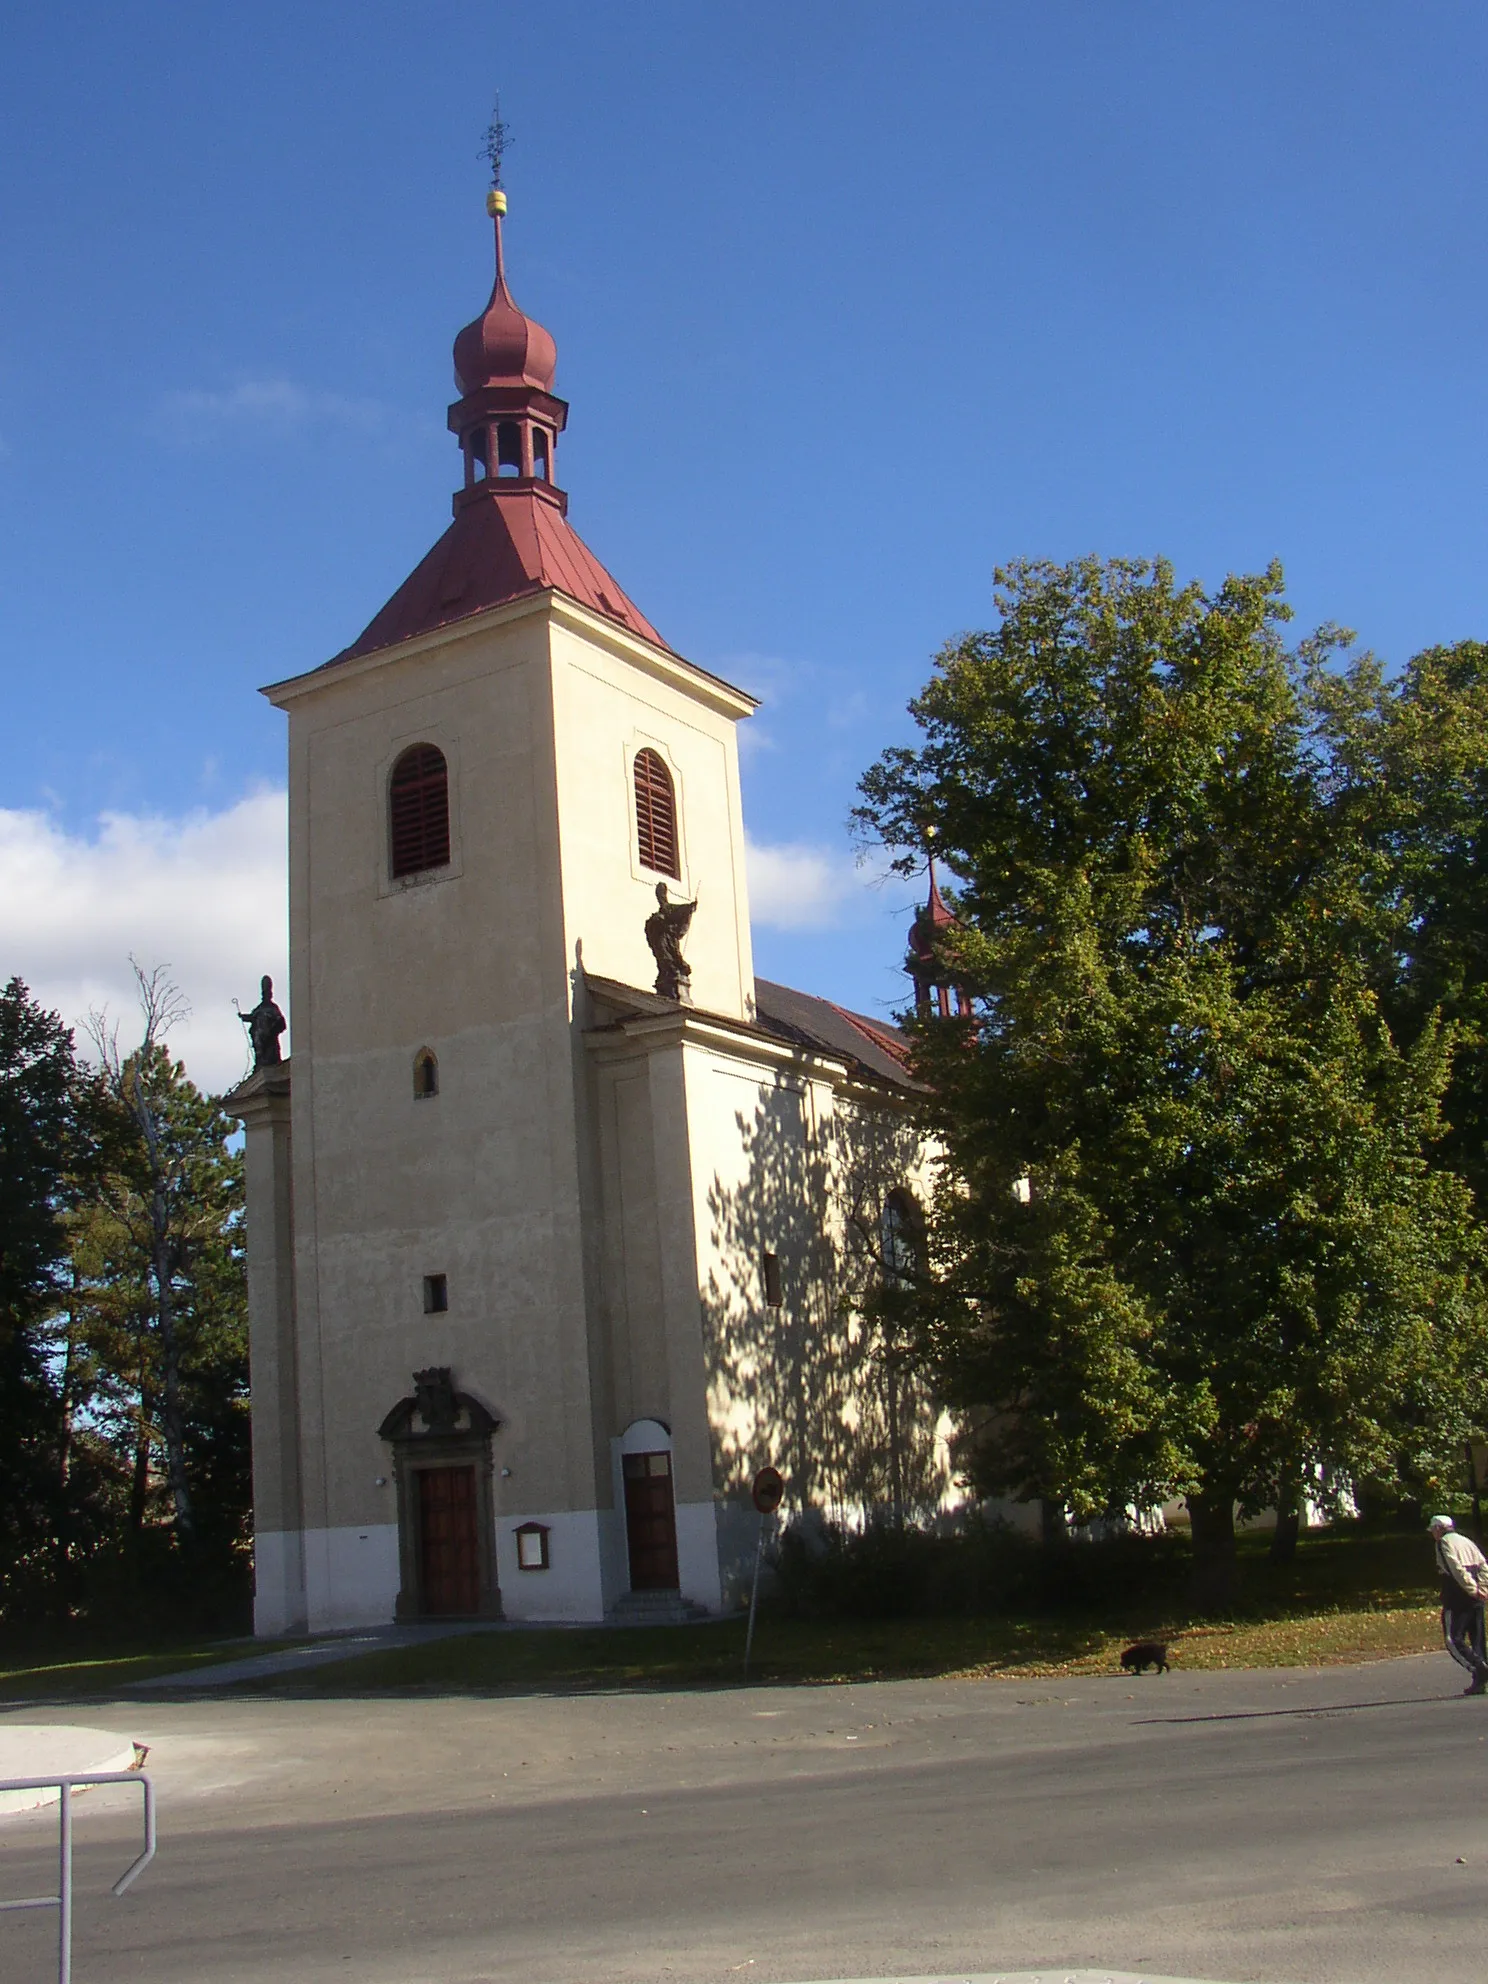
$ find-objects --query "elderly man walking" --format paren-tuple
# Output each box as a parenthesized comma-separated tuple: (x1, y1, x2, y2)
(1430, 1514, 1488, 1695)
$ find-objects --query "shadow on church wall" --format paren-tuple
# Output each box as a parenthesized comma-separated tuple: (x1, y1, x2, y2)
(699, 1083, 954, 1542)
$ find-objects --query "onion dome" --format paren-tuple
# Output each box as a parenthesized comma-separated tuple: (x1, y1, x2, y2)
(452, 189, 558, 395)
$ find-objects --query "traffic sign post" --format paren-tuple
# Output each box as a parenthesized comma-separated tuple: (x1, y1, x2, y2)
(743, 1467, 785, 1682)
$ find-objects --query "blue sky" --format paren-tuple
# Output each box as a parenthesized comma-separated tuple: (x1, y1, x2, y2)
(4, 3, 1487, 1084)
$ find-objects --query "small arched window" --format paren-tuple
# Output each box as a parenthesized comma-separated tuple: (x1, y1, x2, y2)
(634, 748, 680, 880)
(532, 427, 550, 481)
(497, 422, 522, 477)
(881, 1190, 922, 1289)
(389, 745, 450, 878)
(413, 1048, 439, 1099)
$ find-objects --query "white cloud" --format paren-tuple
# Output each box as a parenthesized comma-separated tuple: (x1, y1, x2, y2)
(153, 377, 397, 445)
(0, 792, 288, 1095)
(746, 834, 868, 930)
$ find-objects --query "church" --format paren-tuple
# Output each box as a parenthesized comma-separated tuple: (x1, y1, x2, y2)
(230, 185, 958, 1636)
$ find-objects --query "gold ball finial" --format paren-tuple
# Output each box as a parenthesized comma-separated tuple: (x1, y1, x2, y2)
(487, 188, 508, 218)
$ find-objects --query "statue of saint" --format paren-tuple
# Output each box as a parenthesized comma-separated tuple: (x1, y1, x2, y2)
(644, 883, 697, 1002)
(238, 975, 287, 1070)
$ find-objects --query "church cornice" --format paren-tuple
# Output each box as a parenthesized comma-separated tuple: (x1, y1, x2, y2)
(262, 586, 756, 722)
(583, 1003, 921, 1111)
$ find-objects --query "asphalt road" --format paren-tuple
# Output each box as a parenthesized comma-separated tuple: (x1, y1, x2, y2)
(2, 1651, 1486, 1984)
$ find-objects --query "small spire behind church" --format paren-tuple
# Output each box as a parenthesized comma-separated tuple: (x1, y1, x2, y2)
(906, 829, 972, 1019)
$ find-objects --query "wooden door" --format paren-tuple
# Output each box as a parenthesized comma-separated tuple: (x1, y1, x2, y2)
(623, 1451, 679, 1590)
(418, 1465, 480, 1614)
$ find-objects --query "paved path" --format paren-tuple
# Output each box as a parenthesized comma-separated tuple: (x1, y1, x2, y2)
(3, 1651, 1482, 1983)
(124, 1620, 506, 1690)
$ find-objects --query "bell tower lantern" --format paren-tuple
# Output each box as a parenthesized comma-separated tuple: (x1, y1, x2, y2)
(449, 187, 568, 503)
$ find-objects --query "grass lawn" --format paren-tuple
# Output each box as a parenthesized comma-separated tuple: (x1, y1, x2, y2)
(277, 1523, 1444, 1696)
(0, 1525, 1446, 1700)
(0, 1638, 283, 1702)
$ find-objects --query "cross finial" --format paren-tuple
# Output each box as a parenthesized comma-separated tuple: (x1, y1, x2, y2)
(481, 95, 511, 191)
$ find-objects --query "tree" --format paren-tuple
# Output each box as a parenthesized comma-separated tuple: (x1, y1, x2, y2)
(0, 978, 103, 1608)
(84, 966, 248, 1562)
(1313, 640, 1488, 1207)
(856, 557, 1488, 1601)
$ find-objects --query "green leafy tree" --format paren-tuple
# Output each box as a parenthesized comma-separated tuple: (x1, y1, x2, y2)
(857, 558, 1488, 1600)
(1314, 640, 1488, 1206)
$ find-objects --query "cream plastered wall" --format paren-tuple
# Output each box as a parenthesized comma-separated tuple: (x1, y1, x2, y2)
(586, 1026, 725, 1612)
(679, 1033, 953, 1600)
(547, 604, 756, 1019)
(585, 1004, 949, 1613)
(268, 598, 611, 1627)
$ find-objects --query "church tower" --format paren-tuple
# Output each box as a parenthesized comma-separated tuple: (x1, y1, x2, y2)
(234, 182, 942, 1640)
(237, 188, 758, 1634)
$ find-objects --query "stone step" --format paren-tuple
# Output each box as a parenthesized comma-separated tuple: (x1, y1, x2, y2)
(607, 1590, 711, 1627)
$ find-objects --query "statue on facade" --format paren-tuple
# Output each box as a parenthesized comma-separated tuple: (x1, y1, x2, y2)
(237, 975, 287, 1070)
(645, 882, 697, 1003)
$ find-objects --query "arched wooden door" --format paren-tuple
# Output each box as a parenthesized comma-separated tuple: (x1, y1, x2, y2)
(623, 1450, 679, 1590)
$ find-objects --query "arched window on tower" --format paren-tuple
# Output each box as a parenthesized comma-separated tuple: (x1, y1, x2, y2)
(633, 748, 680, 880)
(413, 1048, 439, 1099)
(497, 422, 522, 477)
(532, 427, 550, 481)
(389, 745, 451, 878)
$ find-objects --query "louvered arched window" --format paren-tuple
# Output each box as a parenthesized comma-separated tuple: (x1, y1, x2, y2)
(634, 748, 679, 880)
(389, 745, 450, 878)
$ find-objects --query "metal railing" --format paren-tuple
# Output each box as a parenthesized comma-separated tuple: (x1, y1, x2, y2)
(0, 1771, 156, 1984)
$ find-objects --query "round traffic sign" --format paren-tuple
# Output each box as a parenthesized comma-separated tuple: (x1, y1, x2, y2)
(752, 1465, 785, 1515)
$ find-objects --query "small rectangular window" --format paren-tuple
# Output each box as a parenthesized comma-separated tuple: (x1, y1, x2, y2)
(763, 1251, 782, 1308)
(423, 1273, 448, 1314)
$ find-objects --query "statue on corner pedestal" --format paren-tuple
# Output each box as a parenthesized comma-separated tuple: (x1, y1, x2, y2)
(238, 975, 287, 1071)
(645, 883, 696, 1004)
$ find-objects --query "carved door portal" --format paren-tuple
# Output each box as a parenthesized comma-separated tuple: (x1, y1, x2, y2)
(380, 1368, 501, 1621)
(623, 1450, 679, 1590)
(417, 1464, 481, 1614)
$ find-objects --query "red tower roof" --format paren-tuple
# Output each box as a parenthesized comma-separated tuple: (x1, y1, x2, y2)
(329, 190, 669, 669)
(330, 484, 666, 664)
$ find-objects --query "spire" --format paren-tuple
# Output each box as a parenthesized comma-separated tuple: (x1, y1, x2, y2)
(447, 186, 567, 511)
(906, 842, 971, 1019)
(329, 179, 668, 667)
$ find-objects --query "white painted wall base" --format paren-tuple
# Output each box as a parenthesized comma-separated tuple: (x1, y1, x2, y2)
(261, 1496, 730, 1634)
(712, 1498, 762, 1612)
(675, 1499, 723, 1613)
(303, 1523, 401, 1633)
(596, 1504, 629, 1612)
(495, 1508, 608, 1621)
(253, 1527, 308, 1637)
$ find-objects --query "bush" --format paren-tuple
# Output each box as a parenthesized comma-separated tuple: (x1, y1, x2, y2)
(771, 1514, 1193, 1621)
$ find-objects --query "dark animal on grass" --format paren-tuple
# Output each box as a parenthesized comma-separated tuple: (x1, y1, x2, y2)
(1120, 1641, 1170, 1675)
